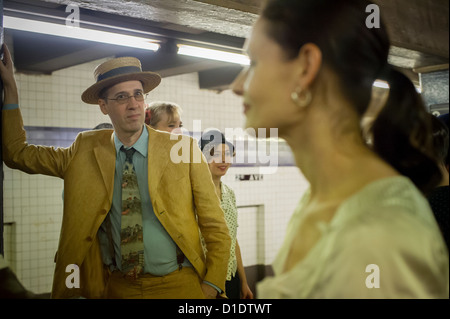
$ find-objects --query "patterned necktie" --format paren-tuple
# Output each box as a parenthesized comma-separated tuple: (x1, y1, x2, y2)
(120, 146, 144, 279)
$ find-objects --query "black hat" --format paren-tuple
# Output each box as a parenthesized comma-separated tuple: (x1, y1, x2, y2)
(199, 129, 235, 155)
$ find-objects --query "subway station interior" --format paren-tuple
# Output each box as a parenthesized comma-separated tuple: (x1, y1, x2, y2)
(0, 0, 448, 300)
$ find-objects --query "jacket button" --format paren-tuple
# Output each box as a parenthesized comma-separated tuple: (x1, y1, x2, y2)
(86, 236, 93, 242)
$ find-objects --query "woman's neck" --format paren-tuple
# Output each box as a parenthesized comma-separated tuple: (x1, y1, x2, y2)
(283, 119, 397, 205)
(212, 176, 222, 198)
(212, 175, 221, 188)
(438, 163, 449, 187)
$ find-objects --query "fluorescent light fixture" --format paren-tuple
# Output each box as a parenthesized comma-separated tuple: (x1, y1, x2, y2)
(373, 80, 422, 93)
(178, 44, 250, 66)
(373, 80, 390, 89)
(3, 16, 160, 51)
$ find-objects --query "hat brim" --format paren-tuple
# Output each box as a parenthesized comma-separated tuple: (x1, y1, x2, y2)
(81, 72, 161, 104)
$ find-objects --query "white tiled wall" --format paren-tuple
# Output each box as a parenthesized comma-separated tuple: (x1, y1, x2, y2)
(2, 58, 309, 294)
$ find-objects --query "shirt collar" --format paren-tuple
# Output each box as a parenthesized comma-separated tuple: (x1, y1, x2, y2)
(113, 126, 148, 158)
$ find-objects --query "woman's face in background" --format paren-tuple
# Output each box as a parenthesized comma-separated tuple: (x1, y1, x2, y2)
(154, 110, 183, 134)
(207, 143, 232, 178)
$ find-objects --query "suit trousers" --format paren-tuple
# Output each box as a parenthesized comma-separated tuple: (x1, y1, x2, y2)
(104, 266, 206, 299)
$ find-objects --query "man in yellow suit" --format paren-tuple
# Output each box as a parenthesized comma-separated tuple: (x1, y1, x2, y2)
(0, 45, 230, 299)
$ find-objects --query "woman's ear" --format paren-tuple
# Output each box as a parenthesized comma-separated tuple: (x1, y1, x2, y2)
(295, 43, 322, 89)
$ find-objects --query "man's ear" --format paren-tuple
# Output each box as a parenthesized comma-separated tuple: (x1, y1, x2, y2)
(98, 99, 108, 115)
(294, 43, 322, 89)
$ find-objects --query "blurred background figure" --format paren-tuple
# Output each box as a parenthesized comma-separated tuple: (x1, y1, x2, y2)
(200, 129, 254, 299)
(145, 101, 184, 134)
(93, 122, 113, 130)
(427, 114, 449, 251)
(0, 254, 47, 298)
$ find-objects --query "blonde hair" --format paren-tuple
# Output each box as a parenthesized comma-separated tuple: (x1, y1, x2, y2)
(145, 101, 182, 127)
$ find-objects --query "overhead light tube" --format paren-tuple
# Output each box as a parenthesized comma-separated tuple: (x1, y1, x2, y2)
(373, 80, 422, 93)
(373, 80, 390, 89)
(3, 16, 160, 51)
(177, 44, 250, 66)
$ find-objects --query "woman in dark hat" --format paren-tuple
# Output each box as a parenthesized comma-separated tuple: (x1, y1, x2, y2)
(199, 130, 254, 299)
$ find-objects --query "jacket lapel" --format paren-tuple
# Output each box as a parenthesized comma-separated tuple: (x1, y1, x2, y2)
(147, 126, 171, 196)
(93, 133, 116, 198)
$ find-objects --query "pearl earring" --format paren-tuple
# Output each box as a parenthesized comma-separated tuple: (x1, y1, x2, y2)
(291, 87, 312, 108)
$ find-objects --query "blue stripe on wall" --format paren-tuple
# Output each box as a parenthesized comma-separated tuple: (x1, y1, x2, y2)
(24, 126, 296, 167)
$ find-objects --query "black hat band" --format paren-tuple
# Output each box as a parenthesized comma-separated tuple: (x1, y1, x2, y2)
(97, 66, 142, 82)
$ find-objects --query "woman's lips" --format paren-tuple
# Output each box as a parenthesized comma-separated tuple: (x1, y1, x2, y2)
(243, 103, 250, 114)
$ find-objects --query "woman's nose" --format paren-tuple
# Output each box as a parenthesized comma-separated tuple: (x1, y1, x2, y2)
(230, 67, 248, 96)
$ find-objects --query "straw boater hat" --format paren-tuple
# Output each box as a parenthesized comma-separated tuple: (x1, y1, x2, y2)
(81, 56, 161, 104)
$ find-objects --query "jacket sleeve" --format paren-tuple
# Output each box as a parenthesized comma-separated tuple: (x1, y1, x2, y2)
(2, 108, 77, 178)
(189, 138, 231, 293)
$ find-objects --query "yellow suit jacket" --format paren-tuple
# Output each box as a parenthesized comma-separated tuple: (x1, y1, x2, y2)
(2, 108, 231, 298)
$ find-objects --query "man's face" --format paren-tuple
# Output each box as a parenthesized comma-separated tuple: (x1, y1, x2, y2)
(98, 80, 146, 136)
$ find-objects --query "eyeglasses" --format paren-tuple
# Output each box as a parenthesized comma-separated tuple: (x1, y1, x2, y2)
(106, 92, 148, 104)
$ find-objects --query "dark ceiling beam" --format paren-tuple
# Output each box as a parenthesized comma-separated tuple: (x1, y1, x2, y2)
(374, 0, 449, 59)
(389, 46, 449, 70)
(11, 27, 232, 77)
(192, 0, 263, 14)
(198, 65, 244, 91)
(156, 61, 232, 78)
(4, 0, 242, 76)
(194, 0, 449, 62)
(11, 0, 448, 61)
(29, 0, 257, 39)
(123, 50, 231, 78)
(9, 29, 146, 74)
(198, 0, 449, 70)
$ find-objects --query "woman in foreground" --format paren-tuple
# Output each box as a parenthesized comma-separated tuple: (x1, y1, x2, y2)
(231, 0, 448, 298)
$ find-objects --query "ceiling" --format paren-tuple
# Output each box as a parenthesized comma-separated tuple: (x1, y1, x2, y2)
(2, 0, 449, 91)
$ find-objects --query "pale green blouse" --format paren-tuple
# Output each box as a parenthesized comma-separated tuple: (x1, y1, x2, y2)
(257, 176, 449, 298)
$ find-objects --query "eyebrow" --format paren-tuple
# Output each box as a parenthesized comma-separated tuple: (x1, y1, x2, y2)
(112, 89, 143, 97)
